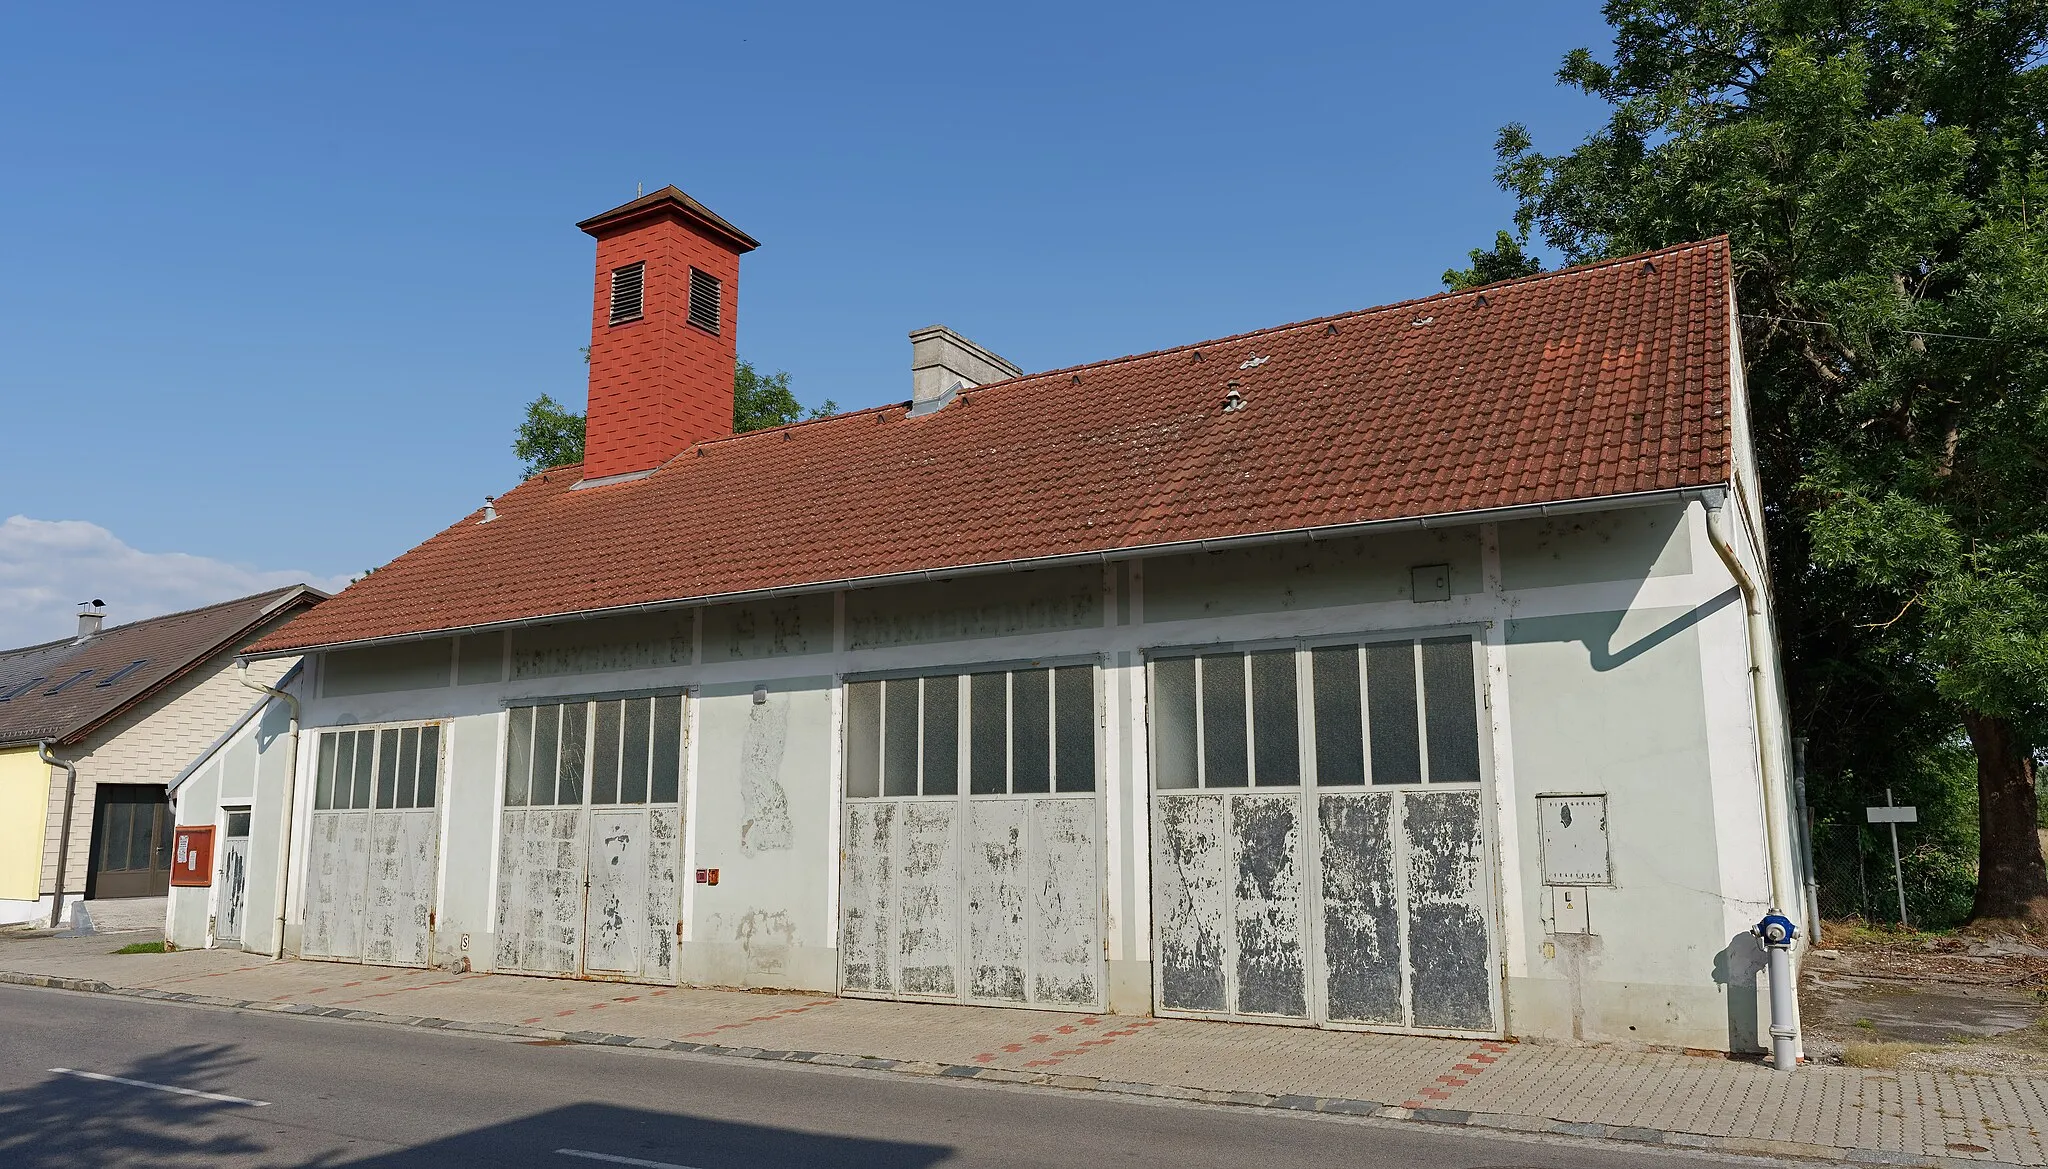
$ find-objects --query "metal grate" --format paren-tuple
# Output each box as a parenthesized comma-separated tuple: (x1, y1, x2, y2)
(687, 267, 721, 333)
(608, 262, 645, 325)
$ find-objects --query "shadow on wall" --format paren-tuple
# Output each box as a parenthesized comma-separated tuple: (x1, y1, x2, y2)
(0, 1043, 269, 1168)
(1713, 931, 1768, 1053)
(0, 1049, 954, 1168)
(1576, 587, 1740, 673)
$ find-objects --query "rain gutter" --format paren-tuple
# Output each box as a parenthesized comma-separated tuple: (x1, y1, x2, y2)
(243, 484, 1723, 660)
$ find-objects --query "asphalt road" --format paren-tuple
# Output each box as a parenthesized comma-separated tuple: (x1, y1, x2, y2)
(0, 983, 1785, 1168)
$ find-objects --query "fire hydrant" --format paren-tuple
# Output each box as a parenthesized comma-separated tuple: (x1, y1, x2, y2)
(1752, 908, 1799, 1069)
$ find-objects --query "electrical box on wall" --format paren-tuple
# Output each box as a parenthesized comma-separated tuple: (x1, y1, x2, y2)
(1410, 564, 1451, 602)
(1537, 794, 1610, 885)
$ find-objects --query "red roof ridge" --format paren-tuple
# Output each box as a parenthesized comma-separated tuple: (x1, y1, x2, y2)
(681, 237, 1730, 458)
(982, 237, 1732, 391)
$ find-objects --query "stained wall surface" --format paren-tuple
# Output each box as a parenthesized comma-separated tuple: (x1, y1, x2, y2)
(260, 499, 1785, 1048)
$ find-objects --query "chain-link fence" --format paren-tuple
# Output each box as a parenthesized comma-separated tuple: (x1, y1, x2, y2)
(1810, 818, 1978, 929)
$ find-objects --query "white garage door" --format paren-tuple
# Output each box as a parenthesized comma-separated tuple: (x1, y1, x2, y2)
(839, 664, 1103, 1010)
(302, 724, 443, 967)
(494, 694, 685, 983)
(1148, 635, 1502, 1036)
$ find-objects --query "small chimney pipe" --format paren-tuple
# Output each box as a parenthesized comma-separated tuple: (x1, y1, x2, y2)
(75, 600, 105, 642)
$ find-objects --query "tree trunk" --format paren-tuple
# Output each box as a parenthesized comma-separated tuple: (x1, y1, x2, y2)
(1965, 713, 2048, 927)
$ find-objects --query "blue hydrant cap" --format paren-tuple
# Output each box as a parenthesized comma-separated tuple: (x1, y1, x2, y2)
(1754, 910, 1796, 945)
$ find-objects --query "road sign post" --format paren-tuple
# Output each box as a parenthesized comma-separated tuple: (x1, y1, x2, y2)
(1866, 789, 1919, 927)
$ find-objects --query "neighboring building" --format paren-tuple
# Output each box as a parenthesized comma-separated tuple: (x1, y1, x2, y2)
(235, 187, 1801, 1052)
(0, 588, 322, 926)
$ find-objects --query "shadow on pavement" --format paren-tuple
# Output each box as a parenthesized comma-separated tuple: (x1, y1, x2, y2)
(0, 1045, 952, 1169)
(0, 1043, 270, 1168)
(330, 1101, 953, 1168)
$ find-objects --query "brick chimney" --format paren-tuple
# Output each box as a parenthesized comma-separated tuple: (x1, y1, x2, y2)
(576, 187, 759, 483)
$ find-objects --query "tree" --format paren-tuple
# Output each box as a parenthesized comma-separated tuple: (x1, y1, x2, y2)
(1475, 1, 2048, 926)
(735, 361, 837, 433)
(1441, 229, 1544, 290)
(513, 393, 586, 476)
(512, 361, 837, 476)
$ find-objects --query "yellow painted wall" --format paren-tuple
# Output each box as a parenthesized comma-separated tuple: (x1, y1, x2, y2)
(0, 746, 53, 900)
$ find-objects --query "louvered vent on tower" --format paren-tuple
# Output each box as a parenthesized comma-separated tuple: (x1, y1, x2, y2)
(688, 267, 721, 333)
(609, 262, 645, 325)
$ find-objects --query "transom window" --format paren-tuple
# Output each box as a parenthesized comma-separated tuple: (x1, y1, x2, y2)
(504, 694, 683, 807)
(1151, 636, 1480, 790)
(845, 665, 1096, 798)
(314, 724, 442, 810)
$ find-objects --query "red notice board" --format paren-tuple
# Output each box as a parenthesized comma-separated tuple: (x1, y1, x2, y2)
(171, 826, 214, 888)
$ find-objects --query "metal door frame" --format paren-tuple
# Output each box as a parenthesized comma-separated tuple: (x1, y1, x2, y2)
(493, 695, 689, 986)
(837, 657, 1110, 1013)
(299, 720, 447, 969)
(210, 801, 253, 947)
(1143, 628, 1507, 1039)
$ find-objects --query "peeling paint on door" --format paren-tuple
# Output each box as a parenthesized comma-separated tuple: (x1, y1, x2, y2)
(1403, 790, 1493, 1030)
(646, 807, 681, 980)
(898, 802, 960, 995)
(1232, 795, 1306, 1017)
(1030, 799, 1098, 1005)
(839, 801, 895, 993)
(738, 697, 794, 854)
(362, 810, 438, 966)
(304, 806, 437, 967)
(965, 801, 1026, 1001)
(217, 835, 249, 944)
(1154, 794, 1227, 1012)
(495, 808, 585, 974)
(1319, 793, 1402, 1023)
(583, 811, 647, 974)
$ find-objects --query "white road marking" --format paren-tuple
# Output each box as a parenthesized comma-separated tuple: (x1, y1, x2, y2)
(556, 1149, 705, 1169)
(49, 1068, 270, 1107)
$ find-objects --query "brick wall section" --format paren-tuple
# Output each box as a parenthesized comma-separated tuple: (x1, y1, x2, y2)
(581, 213, 742, 479)
(39, 648, 293, 896)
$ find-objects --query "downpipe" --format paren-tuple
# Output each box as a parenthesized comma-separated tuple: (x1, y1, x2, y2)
(236, 660, 300, 959)
(37, 742, 78, 929)
(1704, 492, 1804, 1067)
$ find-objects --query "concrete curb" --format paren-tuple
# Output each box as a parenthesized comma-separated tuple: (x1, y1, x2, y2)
(0, 969, 2028, 1169)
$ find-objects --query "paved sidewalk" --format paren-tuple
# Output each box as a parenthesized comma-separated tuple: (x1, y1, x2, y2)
(5, 932, 2047, 1167)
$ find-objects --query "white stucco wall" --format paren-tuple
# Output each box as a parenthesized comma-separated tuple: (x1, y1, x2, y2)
(247, 496, 1782, 1048)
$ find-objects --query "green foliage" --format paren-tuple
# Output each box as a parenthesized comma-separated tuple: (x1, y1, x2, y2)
(1442, 229, 1544, 290)
(513, 393, 587, 476)
(512, 361, 835, 476)
(112, 940, 165, 954)
(734, 360, 837, 433)
(1480, 0, 2048, 919)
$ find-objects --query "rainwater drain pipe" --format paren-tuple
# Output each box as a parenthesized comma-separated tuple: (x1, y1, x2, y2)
(38, 741, 77, 930)
(1704, 490, 1803, 1067)
(237, 660, 300, 959)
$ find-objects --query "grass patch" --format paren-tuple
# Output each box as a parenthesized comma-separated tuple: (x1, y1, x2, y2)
(1820, 918, 1959, 948)
(111, 941, 164, 955)
(1842, 1040, 1934, 1069)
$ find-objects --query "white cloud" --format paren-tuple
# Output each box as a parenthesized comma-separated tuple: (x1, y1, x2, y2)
(0, 516, 352, 649)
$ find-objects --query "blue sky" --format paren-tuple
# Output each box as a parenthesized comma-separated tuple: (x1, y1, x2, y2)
(0, 2, 1614, 646)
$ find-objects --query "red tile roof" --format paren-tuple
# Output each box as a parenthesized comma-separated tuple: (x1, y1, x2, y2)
(250, 239, 1734, 656)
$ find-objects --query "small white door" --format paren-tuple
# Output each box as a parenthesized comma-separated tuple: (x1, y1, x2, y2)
(216, 809, 251, 944)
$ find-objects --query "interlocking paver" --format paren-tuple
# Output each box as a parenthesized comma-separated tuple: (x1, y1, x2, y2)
(8, 930, 2048, 1164)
